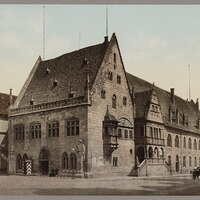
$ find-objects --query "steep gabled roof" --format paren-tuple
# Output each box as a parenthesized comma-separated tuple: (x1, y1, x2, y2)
(127, 73, 200, 133)
(18, 41, 108, 107)
(126, 72, 153, 93)
(0, 93, 17, 117)
(135, 90, 152, 118)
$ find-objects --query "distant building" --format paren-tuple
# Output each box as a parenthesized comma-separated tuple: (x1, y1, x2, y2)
(8, 34, 200, 177)
(0, 91, 16, 174)
(127, 74, 200, 176)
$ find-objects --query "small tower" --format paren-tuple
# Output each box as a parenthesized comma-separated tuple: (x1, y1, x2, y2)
(9, 88, 13, 107)
(84, 69, 91, 104)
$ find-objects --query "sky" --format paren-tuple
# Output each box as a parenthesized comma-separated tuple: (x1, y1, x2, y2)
(0, 4, 200, 102)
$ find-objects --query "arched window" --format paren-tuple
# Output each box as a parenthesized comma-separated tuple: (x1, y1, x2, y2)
(150, 127, 153, 137)
(175, 135, 179, 148)
(188, 138, 192, 149)
(108, 71, 113, 81)
(16, 154, 22, 171)
(148, 147, 153, 159)
(112, 94, 117, 109)
(70, 153, 77, 170)
(62, 152, 68, 170)
(189, 156, 192, 167)
(194, 139, 197, 150)
(194, 157, 197, 167)
(167, 134, 172, 147)
(101, 90, 106, 99)
(159, 129, 162, 139)
(183, 137, 186, 149)
(183, 156, 186, 168)
(168, 155, 171, 166)
(14, 124, 25, 141)
(160, 148, 164, 158)
(154, 147, 159, 158)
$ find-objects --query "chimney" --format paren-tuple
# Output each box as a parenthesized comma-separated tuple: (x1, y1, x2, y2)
(169, 106, 172, 123)
(104, 36, 109, 45)
(9, 88, 13, 108)
(170, 88, 175, 103)
(196, 98, 199, 111)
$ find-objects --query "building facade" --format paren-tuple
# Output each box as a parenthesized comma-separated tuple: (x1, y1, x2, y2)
(8, 34, 200, 177)
(8, 34, 135, 176)
(0, 91, 16, 174)
(127, 73, 200, 176)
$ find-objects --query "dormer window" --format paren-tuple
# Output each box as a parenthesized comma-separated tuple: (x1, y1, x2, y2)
(172, 111, 176, 122)
(68, 91, 76, 98)
(46, 67, 50, 75)
(185, 116, 188, 126)
(30, 100, 34, 105)
(53, 78, 58, 86)
(82, 57, 88, 66)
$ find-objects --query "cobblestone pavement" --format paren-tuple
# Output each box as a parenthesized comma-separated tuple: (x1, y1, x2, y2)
(0, 174, 200, 195)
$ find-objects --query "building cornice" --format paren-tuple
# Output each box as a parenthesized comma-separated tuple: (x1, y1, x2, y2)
(9, 96, 91, 117)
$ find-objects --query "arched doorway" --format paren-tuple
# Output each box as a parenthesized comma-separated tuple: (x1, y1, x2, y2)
(148, 147, 153, 159)
(16, 154, 22, 172)
(39, 149, 49, 175)
(154, 147, 159, 158)
(175, 155, 179, 172)
(137, 146, 145, 164)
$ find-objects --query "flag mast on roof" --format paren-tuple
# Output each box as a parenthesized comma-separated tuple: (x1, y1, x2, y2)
(106, 5, 109, 37)
(43, 5, 46, 60)
(188, 64, 191, 101)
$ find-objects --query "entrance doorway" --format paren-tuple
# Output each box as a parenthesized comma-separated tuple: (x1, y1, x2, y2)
(175, 155, 179, 172)
(137, 146, 145, 164)
(39, 149, 49, 175)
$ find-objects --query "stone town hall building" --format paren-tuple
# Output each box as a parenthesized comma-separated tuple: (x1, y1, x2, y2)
(8, 33, 200, 177)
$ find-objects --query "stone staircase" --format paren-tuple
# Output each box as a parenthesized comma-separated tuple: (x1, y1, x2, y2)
(129, 159, 172, 176)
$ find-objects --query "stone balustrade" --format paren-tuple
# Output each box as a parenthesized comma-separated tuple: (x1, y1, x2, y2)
(10, 96, 86, 116)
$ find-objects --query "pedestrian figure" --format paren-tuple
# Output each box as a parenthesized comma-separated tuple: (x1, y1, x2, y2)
(192, 169, 197, 181)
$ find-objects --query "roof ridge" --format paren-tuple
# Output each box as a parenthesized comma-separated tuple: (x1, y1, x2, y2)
(43, 42, 105, 62)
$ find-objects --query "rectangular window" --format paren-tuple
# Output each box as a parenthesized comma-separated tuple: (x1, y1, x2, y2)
(48, 121, 59, 138)
(124, 130, 128, 139)
(117, 75, 121, 84)
(118, 129, 122, 138)
(129, 130, 133, 139)
(66, 118, 80, 136)
(14, 125, 25, 141)
(123, 97, 127, 106)
(113, 157, 118, 167)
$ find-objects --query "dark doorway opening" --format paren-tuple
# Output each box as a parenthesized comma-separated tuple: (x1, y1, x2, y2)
(137, 146, 145, 164)
(39, 149, 49, 175)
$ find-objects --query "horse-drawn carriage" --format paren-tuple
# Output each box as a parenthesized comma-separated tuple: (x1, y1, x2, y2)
(192, 166, 200, 180)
